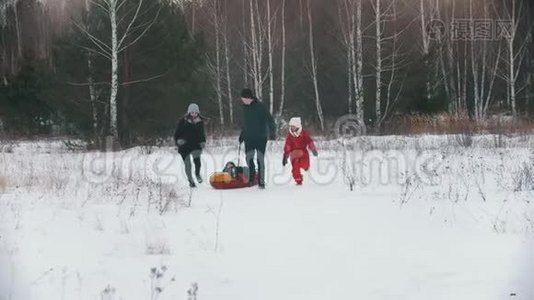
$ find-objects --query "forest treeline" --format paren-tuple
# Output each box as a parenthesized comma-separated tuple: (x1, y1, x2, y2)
(0, 0, 533, 147)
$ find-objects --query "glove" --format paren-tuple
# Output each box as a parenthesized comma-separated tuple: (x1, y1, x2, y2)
(282, 155, 288, 166)
(200, 142, 206, 149)
(176, 139, 186, 146)
(311, 149, 318, 157)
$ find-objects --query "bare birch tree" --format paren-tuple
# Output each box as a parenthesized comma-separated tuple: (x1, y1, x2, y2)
(74, 0, 161, 146)
(337, 0, 354, 113)
(337, 0, 365, 126)
(249, 0, 260, 97)
(277, 0, 286, 117)
(372, 0, 408, 128)
(266, 0, 274, 114)
(354, 0, 364, 127)
(469, 0, 501, 120)
(203, 0, 226, 125)
(496, 0, 529, 117)
(0, 0, 22, 59)
(241, 0, 249, 86)
(373, 0, 382, 125)
(419, 0, 438, 103)
(307, 0, 324, 131)
(223, 0, 233, 123)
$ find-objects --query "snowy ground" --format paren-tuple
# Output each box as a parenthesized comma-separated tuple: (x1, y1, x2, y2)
(1, 135, 534, 300)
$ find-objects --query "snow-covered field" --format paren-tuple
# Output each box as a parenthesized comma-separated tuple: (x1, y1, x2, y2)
(1, 135, 534, 300)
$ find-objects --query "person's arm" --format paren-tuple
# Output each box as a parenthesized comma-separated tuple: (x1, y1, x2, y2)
(305, 130, 318, 156)
(238, 108, 245, 143)
(282, 134, 291, 166)
(199, 120, 207, 143)
(174, 119, 187, 146)
(262, 103, 276, 140)
(283, 134, 292, 157)
(199, 120, 207, 148)
(174, 119, 184, 144)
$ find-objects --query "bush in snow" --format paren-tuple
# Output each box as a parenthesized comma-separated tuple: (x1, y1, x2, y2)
(145, 239, 171, 255)
(100, 285, 116, 300)
(149, 266, 175, 300)
(187, 282, 199, 300)
(513, 163, 534, 192)
(147, 181, 183, 215)
(399, 172, 421, 206)
(62, 139, 87, 152)
(0, 140, 14, 153)
(450, 133, 473, 148)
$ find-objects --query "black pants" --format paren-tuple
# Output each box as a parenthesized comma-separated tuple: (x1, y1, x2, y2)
(180, 149, 201, 183)
(244, 138, 267, 184)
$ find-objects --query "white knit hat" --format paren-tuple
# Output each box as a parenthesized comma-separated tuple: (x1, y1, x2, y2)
(187, 103, 200, 114)
(289, 117, 302, 128)
(288, 117, 302, 137)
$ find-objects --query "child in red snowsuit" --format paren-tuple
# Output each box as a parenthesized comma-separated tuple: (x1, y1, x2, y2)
(282, 117, 318, 185)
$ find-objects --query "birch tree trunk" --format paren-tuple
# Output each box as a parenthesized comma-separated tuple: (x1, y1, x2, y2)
(249, 0, 259, 95)
(253, 0, 263, 99)
(374, 0, 382, 126)
(13, 2, 22, 59)
(214, 0, 224, 125)
(355, 0, 365, 127)
(338, 0, 361, 115)
(446, 1, 458, 114)
(349, 0, 358, 115)
(76, 0, 160, 148)
(380, 1, 403, 128)
(87, 52, 100, 147)
(267, 0, 274, 114)
(191, 1, 196, 36)
(347, 46, 353, 114)
(469, 0, 480, 120)
(462, 41, 468, 113)
(496, 0, 526, 117)
(299, 0, 303, 31)
(278, 0, 286, 117)
(242, 0, 249, 86)
(509, 40, 517, 117)
(223, 0, 233, 124)
(508, 1, 518, 117)
(109, 0, 119, 142)
(249, 0, 259, 97)
(307, 0, 324, 131)
(420, 0, 432, 103)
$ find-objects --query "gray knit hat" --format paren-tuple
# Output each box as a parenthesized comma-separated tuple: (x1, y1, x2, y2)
(187, 103, 200, 114)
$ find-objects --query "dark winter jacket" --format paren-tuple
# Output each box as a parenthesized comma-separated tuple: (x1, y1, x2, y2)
(239, 98, 276, 142)
(174, 115, 206, 154)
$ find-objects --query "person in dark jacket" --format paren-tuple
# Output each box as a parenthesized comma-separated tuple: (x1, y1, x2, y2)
(174, 103, 206, 187)
(238, 88, 276, 189)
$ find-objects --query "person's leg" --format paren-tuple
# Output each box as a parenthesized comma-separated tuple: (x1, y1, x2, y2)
(292, 158, 303, 184)
(192, 150, 202, 180)
(244, 141, 256, 183)
(256, 139, 267, 186)
(182, 152, 195, 186)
